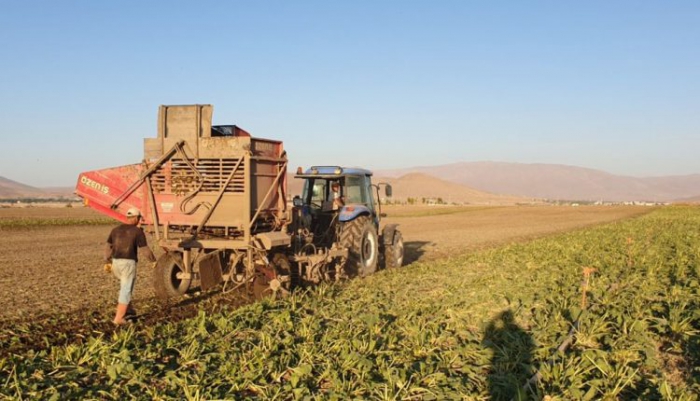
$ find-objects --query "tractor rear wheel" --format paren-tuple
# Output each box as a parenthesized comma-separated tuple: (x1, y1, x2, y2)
(383, 231, 404, 269)
(339, 216, 379, 277)
(153, 252, 191, 299)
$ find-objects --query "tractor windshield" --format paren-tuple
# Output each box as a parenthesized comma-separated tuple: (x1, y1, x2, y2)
(301, 179, 333, 209)
(301, 175, 374, 211)
(345, 175, 376, 211)
(344, 176, 366, 204)
(309, 180, 326, 206)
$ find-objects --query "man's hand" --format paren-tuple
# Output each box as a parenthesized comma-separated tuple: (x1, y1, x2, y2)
(141, 246, 156, 263)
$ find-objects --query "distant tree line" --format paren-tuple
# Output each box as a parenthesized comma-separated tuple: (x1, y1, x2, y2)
(384, 197, 449, 206)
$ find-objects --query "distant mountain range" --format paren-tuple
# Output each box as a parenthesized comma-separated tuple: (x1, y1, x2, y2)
(286, 172, 533, 205)
(375, 173, 534, 205)
(0, 176, 75, 199)
(3, 161, 699, 203)
(287, 173, 541, 205)
(378, 162, 700, 202)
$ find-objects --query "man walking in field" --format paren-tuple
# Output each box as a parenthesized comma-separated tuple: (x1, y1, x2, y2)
(104, 207, 156, 325)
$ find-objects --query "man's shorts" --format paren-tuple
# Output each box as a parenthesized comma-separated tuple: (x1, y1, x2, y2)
(112, 258, 137, 304)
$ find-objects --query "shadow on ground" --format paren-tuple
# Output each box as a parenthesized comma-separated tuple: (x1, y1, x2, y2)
(483, 309, 538, 401)
(403, 241, 431, 264)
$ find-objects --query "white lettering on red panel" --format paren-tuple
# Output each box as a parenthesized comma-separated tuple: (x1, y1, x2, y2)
(80, 176, 110, 195)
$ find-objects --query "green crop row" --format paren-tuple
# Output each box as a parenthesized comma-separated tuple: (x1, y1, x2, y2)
(0, 217, 114, 228)
(1, 207, 698, 399)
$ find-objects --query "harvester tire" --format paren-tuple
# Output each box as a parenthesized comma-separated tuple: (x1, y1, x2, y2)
(339, 215, 378, 277)
(153, 252, 191, 300)
(383, 231, 404, 269)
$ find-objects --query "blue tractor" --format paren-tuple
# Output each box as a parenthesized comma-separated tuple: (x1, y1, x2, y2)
(290, 166, 404, 281)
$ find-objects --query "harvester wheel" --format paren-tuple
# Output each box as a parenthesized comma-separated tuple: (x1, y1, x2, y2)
(339, 215, 378, 277)
(383, 231, 404, 269)
(153, 252, 191, 300)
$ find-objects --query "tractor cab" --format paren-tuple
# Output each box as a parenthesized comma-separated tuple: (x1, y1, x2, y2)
(294, 166, 390, 226)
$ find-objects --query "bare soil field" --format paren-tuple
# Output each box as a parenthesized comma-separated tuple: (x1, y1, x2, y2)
(382, 204, 653, 263)
(0, 205, 652, 355)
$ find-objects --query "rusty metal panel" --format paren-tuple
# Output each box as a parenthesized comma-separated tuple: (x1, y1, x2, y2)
(75, 164, 146, 224)
(198, 252, 223, 291)
(255, 231, 291, 250)
(250, 138, 286, 216)
(159, 104, 213, 158)
(144, 138, 162, 159)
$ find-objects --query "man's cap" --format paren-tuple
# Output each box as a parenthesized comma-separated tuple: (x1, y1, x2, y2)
(126, 207, 141, 217)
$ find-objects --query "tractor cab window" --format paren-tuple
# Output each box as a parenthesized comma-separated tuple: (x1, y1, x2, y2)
(307, 180, 327, 208)
(344, 175, 367, 205)
(303, 176, 372, 210)
(303, 179, 345, 212)
(366, 176, 376, 210)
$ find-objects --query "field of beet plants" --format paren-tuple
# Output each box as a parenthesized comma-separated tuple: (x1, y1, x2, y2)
(1, 206, 699, 400)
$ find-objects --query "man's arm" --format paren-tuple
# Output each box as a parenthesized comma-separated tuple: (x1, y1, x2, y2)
(140, 245, 156, 262)
(136, 228, 157, 262)
(104, 243, 113, 262)
(333, 191, 345, 207)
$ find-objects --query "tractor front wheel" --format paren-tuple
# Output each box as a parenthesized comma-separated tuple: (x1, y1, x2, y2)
(153, 252, 191, 300)
(339, 216, 379, 277)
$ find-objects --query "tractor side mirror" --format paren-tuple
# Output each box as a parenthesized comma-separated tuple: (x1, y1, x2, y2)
(385, 184, 393, 197)
(293, 196, 303, 207)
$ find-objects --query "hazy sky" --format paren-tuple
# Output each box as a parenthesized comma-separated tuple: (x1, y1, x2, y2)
(1, 1, 698, 187)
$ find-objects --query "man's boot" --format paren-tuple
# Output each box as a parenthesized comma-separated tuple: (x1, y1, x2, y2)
(114, 303, 129, 325)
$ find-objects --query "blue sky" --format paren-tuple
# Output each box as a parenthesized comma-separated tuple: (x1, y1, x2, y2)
(1, 1, 698, 187)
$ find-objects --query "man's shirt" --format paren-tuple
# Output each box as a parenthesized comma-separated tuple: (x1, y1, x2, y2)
(107, 224, 147, 262)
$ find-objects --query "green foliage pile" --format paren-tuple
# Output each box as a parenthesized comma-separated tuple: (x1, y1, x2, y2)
(1, 207, 698, 399)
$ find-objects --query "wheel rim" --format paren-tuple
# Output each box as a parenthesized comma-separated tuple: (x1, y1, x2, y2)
(362, 231, 377, 266)
(169, 259, 184, 289)
(154, 252, 191, 299)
